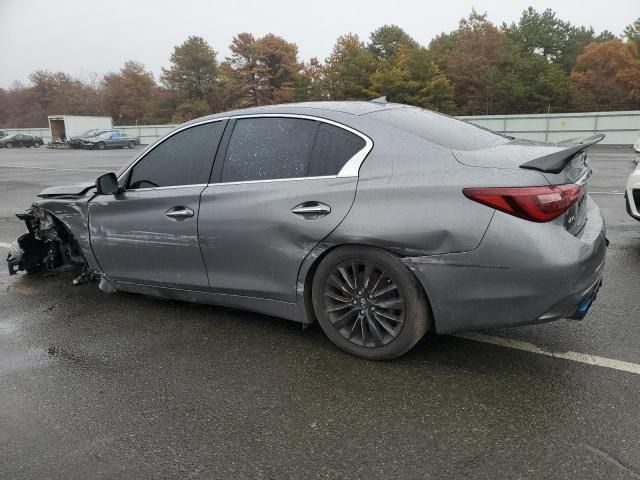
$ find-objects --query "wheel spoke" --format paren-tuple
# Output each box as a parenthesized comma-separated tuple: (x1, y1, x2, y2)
(332, 308, 357, 330)
(372, 298, 404, 310)
(348, 315, 361, 339)
(359, 313, 367, 344)
(325, 291, 352, 304)
(374, 309, 403, 323)
(351, 262, 359, 290)
(329, 273, 352, 295)
(373, 312, 396, 335)
(326, 303, 353, 313)
(371, 283, 397, 299)
(337, 267, 355, 291)
(366, 313, 384, 346)
(369, 271, 385, 296)
(363, 263, 373, 289)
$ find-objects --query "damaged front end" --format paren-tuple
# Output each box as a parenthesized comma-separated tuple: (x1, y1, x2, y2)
(7, 205, 88, 278)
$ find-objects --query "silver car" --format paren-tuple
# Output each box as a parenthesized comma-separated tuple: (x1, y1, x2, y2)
(7, 101, 607, 359)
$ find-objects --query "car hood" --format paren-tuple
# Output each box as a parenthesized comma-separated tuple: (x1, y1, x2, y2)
(38, 182, 96, 198)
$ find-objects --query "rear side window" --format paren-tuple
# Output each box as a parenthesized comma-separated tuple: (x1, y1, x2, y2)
(128, 122, 223, 189)
(221, 117, 316, 182)
(308, 123, 366, 177)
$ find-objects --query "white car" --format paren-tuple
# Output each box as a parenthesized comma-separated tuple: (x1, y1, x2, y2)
(635, 134, 640, 164)
(626, 159, 640, 221)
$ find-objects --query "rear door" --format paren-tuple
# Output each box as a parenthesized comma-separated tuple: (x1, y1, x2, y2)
(89, 120, 226, 289)
(198, 116, 371, 302)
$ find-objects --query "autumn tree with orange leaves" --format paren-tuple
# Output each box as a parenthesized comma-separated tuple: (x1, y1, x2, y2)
(571, 40, 640, 110)
(1, 10, 640, 127)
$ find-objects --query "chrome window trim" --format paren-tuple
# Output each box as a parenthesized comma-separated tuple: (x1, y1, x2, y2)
(118, 113, 373, 191)
(123, 183, 209, 193)
(206, 175, 343, 187)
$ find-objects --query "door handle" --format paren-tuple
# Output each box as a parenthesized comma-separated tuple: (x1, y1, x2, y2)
(291, 202, 331, 217)
(165, 207, 194, 220)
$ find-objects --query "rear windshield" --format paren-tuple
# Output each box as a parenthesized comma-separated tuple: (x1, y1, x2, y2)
(366, 107, 510, 151)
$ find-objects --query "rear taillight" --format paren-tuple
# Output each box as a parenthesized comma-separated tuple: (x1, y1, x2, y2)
(463, 184, 583, 222)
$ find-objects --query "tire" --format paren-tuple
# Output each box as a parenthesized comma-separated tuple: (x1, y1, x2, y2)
(127, 141, 135, 149)
(96, 142, 106, 150)
(33, 141, 41, 148)
(312, 246, 430, 360)
(5, 142, 13, 149)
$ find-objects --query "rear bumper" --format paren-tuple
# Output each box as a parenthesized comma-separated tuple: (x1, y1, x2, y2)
(404, 196, 607, 334)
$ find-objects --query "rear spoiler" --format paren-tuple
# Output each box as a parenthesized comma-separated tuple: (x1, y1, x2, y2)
(520, 134, 605, 174)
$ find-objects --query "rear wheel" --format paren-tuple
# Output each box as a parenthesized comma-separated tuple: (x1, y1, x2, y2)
(127, 141, 135, 149)
(5, 142, 13, 149)
(312, 246, 430, 360)
(33, 141, 41, 148)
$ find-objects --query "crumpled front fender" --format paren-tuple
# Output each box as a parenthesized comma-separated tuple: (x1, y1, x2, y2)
(6, 205, 86, 276)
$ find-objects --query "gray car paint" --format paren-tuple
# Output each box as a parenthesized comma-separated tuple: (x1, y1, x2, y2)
(88, 185, 208, 289)
(199, 176, 358, 302)
(10, 101, 607, 334)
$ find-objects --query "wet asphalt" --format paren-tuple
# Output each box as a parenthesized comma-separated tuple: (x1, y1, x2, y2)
(0, 146, 639, 479)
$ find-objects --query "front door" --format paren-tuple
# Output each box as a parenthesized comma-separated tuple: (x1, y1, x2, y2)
(89, 120, 226, 289)
(199, 116, 370, 302)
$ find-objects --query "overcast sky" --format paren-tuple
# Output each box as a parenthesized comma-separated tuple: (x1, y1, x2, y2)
(1, 0, 638, 88)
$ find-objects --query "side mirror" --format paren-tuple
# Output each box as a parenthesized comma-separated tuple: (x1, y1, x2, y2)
(96, 172, 119, 195)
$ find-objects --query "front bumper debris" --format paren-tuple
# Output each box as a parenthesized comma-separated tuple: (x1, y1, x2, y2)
(6, 205, 87, 277)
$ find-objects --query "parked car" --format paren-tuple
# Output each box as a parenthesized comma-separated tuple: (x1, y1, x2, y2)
(7, 101, 607, 360)
(634, 132, 640, 164)
(0, 130, 6, 138)
(0, 133, 43, 148)
(625, 161, 640, 221)
(82, 131, 140, 150)
(69, 129, 117, 149)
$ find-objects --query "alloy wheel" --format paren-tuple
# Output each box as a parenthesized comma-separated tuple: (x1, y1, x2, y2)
(322, 259, 406, 348)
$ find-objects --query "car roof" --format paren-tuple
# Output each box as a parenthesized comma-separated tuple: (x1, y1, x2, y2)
(185, 101, 407, 125)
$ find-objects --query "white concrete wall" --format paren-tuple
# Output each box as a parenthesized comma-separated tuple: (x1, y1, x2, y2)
(4, 110, 640, 145)
(460, 111, 640, 145)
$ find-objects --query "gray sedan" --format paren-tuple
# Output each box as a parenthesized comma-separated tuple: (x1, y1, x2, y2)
(83, 131, 140, 150)
(6, 101, 607, 359)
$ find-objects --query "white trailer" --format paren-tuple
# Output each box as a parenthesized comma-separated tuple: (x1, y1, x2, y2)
(47, 115, 112, 142)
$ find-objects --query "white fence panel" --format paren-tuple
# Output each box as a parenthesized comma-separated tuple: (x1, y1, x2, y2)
(5, 110, 640, 146)
(462, 111, 640, 145)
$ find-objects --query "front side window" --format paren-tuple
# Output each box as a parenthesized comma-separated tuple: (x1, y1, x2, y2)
(128, 121, 224, 190)
(221, 117, 316, 182)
